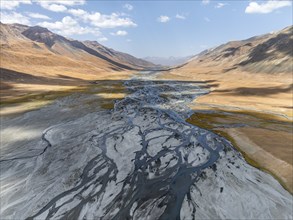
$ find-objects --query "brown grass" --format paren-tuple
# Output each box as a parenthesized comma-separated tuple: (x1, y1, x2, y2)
(161, 64, 293, 193)
(186, 110, 293, 193)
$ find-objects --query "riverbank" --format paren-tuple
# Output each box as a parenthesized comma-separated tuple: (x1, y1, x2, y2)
(0, 68, 132, 117)
(159, 68, 293, 194)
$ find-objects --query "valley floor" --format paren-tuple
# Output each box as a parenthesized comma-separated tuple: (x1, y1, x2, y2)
(159, 67, 293, 193)
(1, 70, 292, 219)
(0, 67, 132, 116)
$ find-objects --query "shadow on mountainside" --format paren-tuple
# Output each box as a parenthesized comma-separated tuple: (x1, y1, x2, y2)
(239, 31, 293, 66)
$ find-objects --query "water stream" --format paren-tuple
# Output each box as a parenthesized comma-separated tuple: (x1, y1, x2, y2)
(1, 71, 292, 219)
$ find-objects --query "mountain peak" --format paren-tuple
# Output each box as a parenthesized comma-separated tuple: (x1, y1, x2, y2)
(21, 25, 65, 47)
(27, 26, 51, 34)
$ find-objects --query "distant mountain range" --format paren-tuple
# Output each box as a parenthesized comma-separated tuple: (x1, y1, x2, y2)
(143, 56, 193, 67)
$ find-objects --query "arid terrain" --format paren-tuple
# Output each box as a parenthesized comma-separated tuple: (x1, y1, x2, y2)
(0, 22, 292, 219)
(0, 22, 156, 116)
(160, 25, 293, 193)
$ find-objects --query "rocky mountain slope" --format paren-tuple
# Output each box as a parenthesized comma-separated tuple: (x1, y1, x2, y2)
(84, 40, 154, 69)
(185, 26, 292, 73)
(0, 22, 157, 101)
(0, 22, 156, 72)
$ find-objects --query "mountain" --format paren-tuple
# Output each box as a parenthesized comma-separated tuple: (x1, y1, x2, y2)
(1, 23, 155, 70)
(143, 56, 193, 67)
(0, 22, 156, 74)
(0, 22, 158, 100)
(84, 41, 155, 69)
(184, 26, 292, 74)
(0, 22, 159, 102)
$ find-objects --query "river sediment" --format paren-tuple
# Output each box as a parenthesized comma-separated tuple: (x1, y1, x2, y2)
(0, 71, 292, 219)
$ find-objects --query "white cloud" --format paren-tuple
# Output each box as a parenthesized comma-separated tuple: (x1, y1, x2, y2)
(51, 0, 85, 6)
(37, 0, 85, 12)
(98, 37, 108, 42)
(245, 1, 291, 14)
(38, 16, 101, 36)
(27, 12, 51, 20)
(175, 14, 186, 20)
(68, 8, 87, 16)
(88, 12, 137, 28)
(0, 11, 31, 25)
(215, 3, 227, 9)
(157, 15, 170, 23)
(123, 3, 133, 11)
(0, 0, 31, 10)
(204, 17, 210, 22)
(38, 2, 67, 12)
(202, 0, 210, 5)
(69, 10, 137, 28)
(111, 30, 128, 36)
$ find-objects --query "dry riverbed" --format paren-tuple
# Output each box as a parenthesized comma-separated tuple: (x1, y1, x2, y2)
(1, 71, 292, 219)
(160, 68, 293, 194)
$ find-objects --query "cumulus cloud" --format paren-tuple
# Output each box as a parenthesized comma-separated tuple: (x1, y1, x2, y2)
(123, 3, 133, 11)
(38, 16, 101, 36)
(0, 11, 31, 25)
(88, 12, 136, 28)
(38, 2, 67, 12)
(69, 10, 137, 28)
(175, 14, 186, 20)
(111, 30, 128, 36)
(0, 0, 31, 10)
(157, 15, 170, 23)
(68, 8, 87, 16)
(245, 0, 291, 14)
(215, 3, 227, 8)
(202, 0, 210, 5)
(27, 12, 51, 20)
(37, 0, 85, 12)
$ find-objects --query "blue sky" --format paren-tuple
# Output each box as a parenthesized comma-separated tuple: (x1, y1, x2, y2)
(0, 0, 292, 57)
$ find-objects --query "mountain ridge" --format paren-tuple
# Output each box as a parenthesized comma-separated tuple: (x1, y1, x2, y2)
(0, 22, 156, 72)
(183, 25, 293, 74)
(0, 22, 157, 102)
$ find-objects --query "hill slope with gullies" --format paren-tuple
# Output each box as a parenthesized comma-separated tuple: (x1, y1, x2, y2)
(186, 26, 292, 74)
(0, 22, 157, 102)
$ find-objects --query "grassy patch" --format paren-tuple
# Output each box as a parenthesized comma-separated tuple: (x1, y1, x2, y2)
(186, 110, 291, 132)
(0, 87, 87, 106)
(0, 81, 128, 112)
(186, 110, 292, 194)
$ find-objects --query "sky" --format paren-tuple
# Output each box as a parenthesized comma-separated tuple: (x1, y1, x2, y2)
(0, 0, 292, 58)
